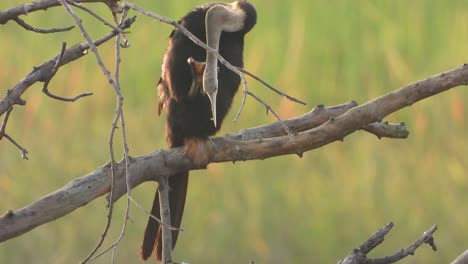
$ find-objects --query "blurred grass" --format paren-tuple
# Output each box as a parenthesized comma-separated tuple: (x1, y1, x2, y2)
(1, 0, 468, 263)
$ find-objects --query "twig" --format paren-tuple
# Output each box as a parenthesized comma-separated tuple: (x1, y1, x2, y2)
(42, 42, 93, 102)
(1, 134, 29, 160)
(0, 107, 12, 140)
(0, 16, 137, 117)
(13, 17, 74, 33)
(80, 113, 122, 264)
(58, 0, 114, 85)
(81, 8, 133, 263)
(233, 74, 249, 123)
(236, 67, 306, 105)
(66, 0, 125, 34)
(0, 108, 29, 159)
(370, 225, 438, 264)
(246, 91, 295, 140)
(226, 102, 409, 141)
(158, 175, 174, 264)
(451, 250, 468, 264)
(362, 122, 409, 139)
(0, 0, 111, 24)
(102, 6, 134, 259)
(128, 196, 182, 231)
(54, 1, 129, 262)
(338, 223, 438, 264)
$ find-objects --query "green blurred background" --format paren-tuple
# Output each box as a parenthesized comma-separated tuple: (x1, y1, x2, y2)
(1, 0, 467, 263)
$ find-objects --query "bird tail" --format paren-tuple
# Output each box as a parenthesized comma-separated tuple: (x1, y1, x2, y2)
(141, 171, 189, 262)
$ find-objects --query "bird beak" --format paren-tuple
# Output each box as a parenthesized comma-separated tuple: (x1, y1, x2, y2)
(203, 73, 218, 127)
(207, 88, 217, 127)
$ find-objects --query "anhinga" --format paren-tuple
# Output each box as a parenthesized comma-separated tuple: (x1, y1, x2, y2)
(141, 1, 257, 262)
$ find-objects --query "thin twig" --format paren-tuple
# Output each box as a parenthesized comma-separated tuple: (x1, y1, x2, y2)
(13, 17, 74, 33)
(0, 107, 12, 140)
(158, 175, 174, 263)
(370, 225, 438, 264)
(42, 42, 93, 102)
(85, 8, 133, 262)
(58, 0, 115, 86)
(0, 0, 113, 25)
(246, 91, 295, 140)
(0, 108, 29, 159)
(338, 223, 438, 264)
(106, 6, 133, 257)
(128, 196, 182, 231)
(233, 73, 249, 123)
(80, 113, 122, 264)
(236, 67, 306, 105)
(56, 1, 127, 262)
(0, 16, 136, 117)
(2, 134, 29, 160)
(66, 0, 125, 34)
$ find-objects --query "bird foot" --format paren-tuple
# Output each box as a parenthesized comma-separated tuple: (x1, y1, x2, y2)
(183, 138, 214, 166)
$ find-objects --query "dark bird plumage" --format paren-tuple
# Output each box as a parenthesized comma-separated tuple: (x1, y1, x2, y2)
(141, 1, 256, 262)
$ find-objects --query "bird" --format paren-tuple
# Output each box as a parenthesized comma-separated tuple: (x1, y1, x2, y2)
(141, 1, 257, 262)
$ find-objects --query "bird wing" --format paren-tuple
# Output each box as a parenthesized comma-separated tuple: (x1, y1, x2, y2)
(157, 77, 169, 116)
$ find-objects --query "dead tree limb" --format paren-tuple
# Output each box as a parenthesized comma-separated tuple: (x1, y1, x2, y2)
(451, 250, 468, 264)
(158, 176, 174, 263)
(0, 0, 118, 25)
(0, 63, 467, 243)
(338, 222, 438, 264)
(0, 15, 136, 117)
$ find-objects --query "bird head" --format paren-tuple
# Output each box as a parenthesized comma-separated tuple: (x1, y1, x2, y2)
(203, 1, 256, 127)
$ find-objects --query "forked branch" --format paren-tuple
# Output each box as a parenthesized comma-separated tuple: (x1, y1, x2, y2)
(1, 62, 467, 244)
(338, 222, 438, 264)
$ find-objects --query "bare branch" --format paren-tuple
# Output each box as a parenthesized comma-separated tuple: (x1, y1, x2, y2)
(128, 196, 181, 231)
(0, 108, 28, 159)
(0, 107, 12, 140)
(246, 90, 295, 141)
(362, 122, 409, 140)
(0, 0, 117, 25)
(13, 17, 74, 33)
(80, 111, 121, 264)
(158, 176, 174, 263)
(370, 225, 437, 264)
(1, 62, 466, 242)
(56, 2, 132, 262)
(451, 250, 468, 264)
(338, 223, 438, 264)
(236, 67, 306, 105)
(0, 16, 136, 117)
(1, 133, 29, 160)
(86, 8, 133, 261)
(67, 0, 124, 33)
(226, 102, 408, 141)
(42, 42, 93, 102)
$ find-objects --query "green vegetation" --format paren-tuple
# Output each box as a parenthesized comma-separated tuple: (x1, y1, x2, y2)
(1, 1, 467, 263)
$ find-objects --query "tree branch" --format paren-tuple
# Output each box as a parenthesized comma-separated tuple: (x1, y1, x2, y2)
(0, 62, 467, 243)
(0, 15, 136, 117)
(451, 250, 468, 264)
(41, 42, 94, 102)
(338, 222, 438, 264)
(12, 17, 74, 33)
(0, 0, 118, 25)
(158, 176, 174, 264)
